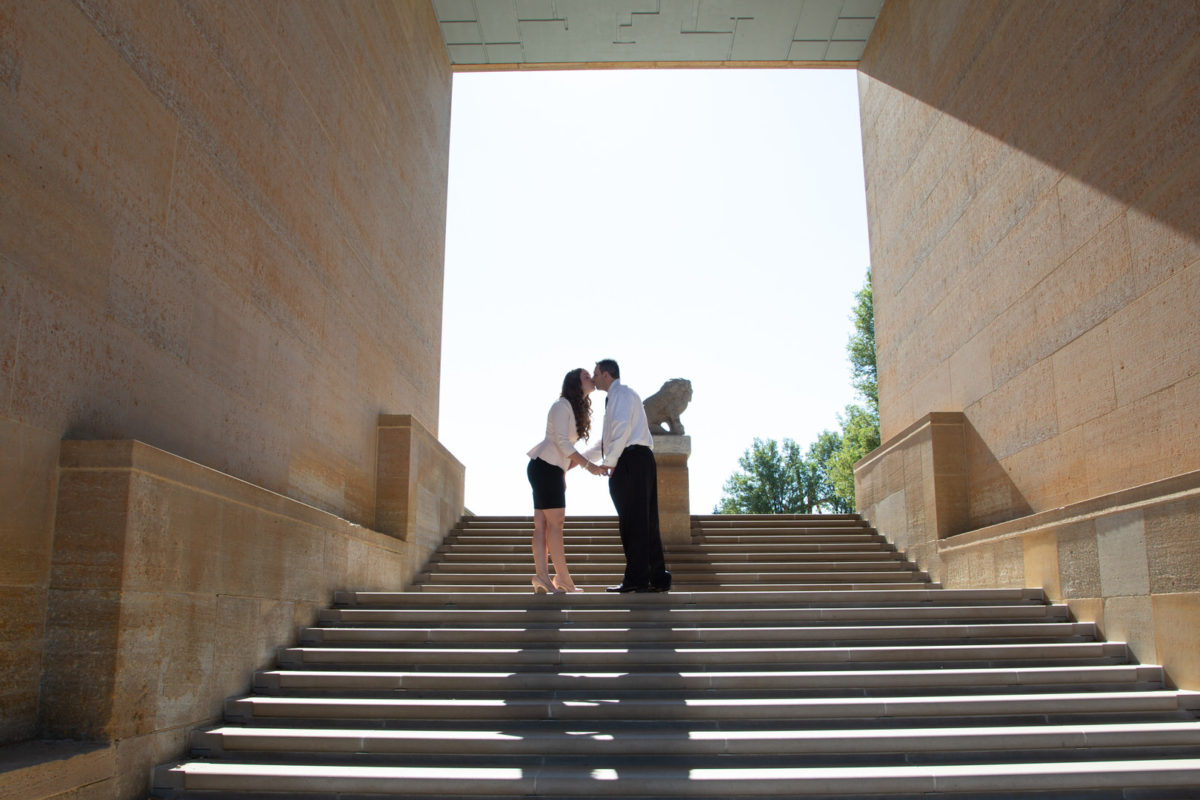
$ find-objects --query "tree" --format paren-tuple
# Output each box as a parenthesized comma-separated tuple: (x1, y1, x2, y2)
(714, 435, 850, 515)
(827, 403, 881, 505)
(806, 430, 853, 513)
(847, 270, 877, 414)
(715, 438, 801, 514)
(823, 270, 881, 509)
(716, 269, 880, 514)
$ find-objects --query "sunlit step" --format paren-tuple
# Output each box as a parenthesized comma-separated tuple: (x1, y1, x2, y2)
(422, 561, 918, 574)
(436, 550, 906, 563)
(419, 570, 926, 584)
(417, 581, 939, 593)
(439, 541, 894, 553)
(691, 515, 864, 525)
(334, 588, 1049, 607)
(695, 535, 886, 545)
(155, 756, 1200, 797)
(194, 720, 1200, 758)
(299, 621, 1097, 646)
(225, 690, 1200, 724)
(277, 641, 1130, 669)
(319, 603, 1071, 626)
(254, 664, 1165, 694)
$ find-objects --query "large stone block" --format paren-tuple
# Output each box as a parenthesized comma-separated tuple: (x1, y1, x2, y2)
(1051, 322, 1116, 433)
(1056, 522, 1101, 600)
(1144, 495, 1200, 594)
(1082, 387, 1180, 499)
(1096, 511, 1151, 598)
(1107, 258, 1200, 409)
(1152, 593, 1200, 689)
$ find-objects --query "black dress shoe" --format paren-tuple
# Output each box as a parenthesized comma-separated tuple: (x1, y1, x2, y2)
(606, 583, 649, 593)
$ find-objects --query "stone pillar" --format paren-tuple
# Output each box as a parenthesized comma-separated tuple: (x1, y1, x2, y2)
(652, 435, 692, 545)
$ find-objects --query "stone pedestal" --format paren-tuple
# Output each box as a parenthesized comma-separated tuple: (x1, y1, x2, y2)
(652, 435, 692, 545)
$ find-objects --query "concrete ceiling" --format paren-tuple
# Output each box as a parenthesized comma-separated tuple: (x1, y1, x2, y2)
(432, 0, 884, 70)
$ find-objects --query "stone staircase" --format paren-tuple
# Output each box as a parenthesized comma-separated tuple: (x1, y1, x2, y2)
(153, 514, 1200, 798)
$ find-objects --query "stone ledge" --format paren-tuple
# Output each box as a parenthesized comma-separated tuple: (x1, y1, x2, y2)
(0, 740, 114, 799)
(856, 412, 963, 473)
(378, 415, 464, 471)
(940, 469, 1200, 552)
(59, 439, 361, 535)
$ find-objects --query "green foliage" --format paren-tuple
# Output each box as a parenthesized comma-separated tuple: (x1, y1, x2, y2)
(716, 269, 880, 514)
(715, 438, 800, 514)
(827, 403, 881, 504)
(847, 271, 877, 414)
(714, 435, 851, 515)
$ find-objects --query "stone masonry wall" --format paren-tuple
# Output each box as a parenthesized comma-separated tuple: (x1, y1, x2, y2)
(858, 0, 1200, 524)
(855, 0, 1200, 691)
(0, 1, 451, 745)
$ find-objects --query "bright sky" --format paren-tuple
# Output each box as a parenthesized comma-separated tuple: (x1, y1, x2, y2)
(438, 68, 870, 516)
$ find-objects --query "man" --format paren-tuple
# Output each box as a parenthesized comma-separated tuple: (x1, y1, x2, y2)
(587, 359, 671, 593)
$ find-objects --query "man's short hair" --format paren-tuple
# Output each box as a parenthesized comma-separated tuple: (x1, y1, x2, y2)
(595, 359, 620, 379)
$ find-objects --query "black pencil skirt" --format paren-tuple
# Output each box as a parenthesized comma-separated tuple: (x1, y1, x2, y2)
(527, 457, 566, 510)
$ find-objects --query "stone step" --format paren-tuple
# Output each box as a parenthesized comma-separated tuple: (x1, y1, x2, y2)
(192, 720, 1200, 759)
(435, 549, 906, 562)
(416, 581, 940, 593)
(691, 513, 863, 521)
(253, 664, 1165, 694)
(333, 588, 1049, 607)
(445, 534, 887, 546)
(276, 641, 1130, 669)
(151, 510, 1200, 800)
(421, 560, 919, 573)
(457, 516, 863, 528)
(318, 603, 1072, 625)
(152, 757, 1200, 797)
(418, 569, 928, 584)
(298, 621, 1097, 646)
(437, 541, 896, 554)
(694, 535, 886, 545)
(223, 690, 1200, 725)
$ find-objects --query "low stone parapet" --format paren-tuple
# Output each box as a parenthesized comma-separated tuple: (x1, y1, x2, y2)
(859, 434, 1200, 690)
(37, 434, 461, 799)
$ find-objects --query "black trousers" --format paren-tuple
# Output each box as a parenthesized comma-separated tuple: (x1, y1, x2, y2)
(608, 445, 668, 587)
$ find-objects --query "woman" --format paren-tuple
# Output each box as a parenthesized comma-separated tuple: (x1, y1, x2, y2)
(526, 368, 606, 593)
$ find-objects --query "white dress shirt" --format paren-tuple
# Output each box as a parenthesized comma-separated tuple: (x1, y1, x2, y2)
(585, 379, 654, 467)
(526, 397, 585, 471)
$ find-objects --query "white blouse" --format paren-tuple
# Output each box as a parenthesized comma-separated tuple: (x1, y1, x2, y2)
(527, 397, 585, 471)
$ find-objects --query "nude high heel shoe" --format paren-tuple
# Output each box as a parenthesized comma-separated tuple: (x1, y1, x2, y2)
(531, 575, 558, 594)
(553, 576, 582, 593)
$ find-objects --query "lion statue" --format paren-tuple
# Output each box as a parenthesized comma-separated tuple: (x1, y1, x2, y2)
(642, 378, 692, 435)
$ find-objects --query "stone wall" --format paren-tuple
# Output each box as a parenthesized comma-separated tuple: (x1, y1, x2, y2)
(858, 0, 1199, 519)
(856, 0, 1200, 687)
(0, 1, 450, 746)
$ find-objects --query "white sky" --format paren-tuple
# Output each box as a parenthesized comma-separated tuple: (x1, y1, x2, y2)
(438, 68, 870, 516)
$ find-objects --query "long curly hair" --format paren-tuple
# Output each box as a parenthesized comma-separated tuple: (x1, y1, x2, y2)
(560, 368, 592, 441)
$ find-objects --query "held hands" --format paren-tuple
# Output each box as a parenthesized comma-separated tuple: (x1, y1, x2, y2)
(584, 461, 612, 477)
